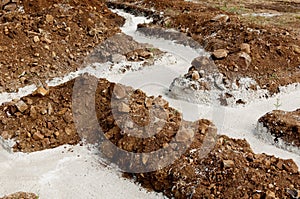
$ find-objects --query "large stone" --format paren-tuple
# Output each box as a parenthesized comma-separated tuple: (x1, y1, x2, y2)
(212, 49, 228, 59)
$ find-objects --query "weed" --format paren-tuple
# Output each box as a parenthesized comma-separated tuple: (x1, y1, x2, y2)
(274, 98, 282, 110)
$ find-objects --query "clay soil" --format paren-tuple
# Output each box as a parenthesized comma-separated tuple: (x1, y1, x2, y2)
(108, 0, 300, 94)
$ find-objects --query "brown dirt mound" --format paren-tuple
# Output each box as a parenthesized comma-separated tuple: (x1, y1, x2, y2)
(0, 81, 80, 152)
(0, 0, 124, 92)
(0, 192, 37, 199)
(108, 0, 300, 94)
(1, 75, 299, 198)
(258, 109, 300, 149)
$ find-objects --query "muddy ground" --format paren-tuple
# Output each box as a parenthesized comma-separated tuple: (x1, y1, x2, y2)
(108, 0, 300, 94)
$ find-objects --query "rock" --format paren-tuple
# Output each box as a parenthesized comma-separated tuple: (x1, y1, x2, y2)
(138, 50, 153, 59)
(45, 14, 54, 23)
(212, 49, 228, 59)
(65, 127, 72, 135)
(145, 97, 153, 108)
(191, 56, 216, 73)
(15, 100, 28, 113)
(33, 132, 44, 140)
(29, 106, 37, 118)
(1, 131, 12, 139)
(153, 96, 168, 108)
(175, 128, 194, 142)
(3, 3, 17, 12)
(110, 54, 126, 63)
(240, 43, 251, 54)
(292, 45, 300, 54)
(211, 14, 230, 23)
(214, 73, 226, 90)
(54, 131, 60, 137)
(265, 190, 276, 199)
(287, 189, 300, 199)
(48, 102, 53, 115)
(238, 52, 252, 67)
(33, 36, 40, 43)
(118, 102, 130, 113)
(4, 26, 9, 35)
(223, 160, 235, 168)
(192, 71, 200, 80)
(283, 159, 298, 174)
(33, 87, 49, 96)
(113, 84, 127, 99)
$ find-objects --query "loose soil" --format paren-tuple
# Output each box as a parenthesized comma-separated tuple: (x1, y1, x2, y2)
(0, 0, 124, 92)
(1, 75, 299, 198)
(0, 192, 37, 199)
(91, 76, 300, 199)
(1, 0, 300, 198)
(108, 0, 300, 94)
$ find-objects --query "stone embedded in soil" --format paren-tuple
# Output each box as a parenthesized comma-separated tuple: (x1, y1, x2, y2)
(222, 159, 235, 168)
(240, 43, 251, 54)
(32, 132, 44, 140)
(15, 100, 28, 113)
(211, 14, 230, 23)
(292, 45, 300, 54)
(191, 70, 200, 80)
(238, 52, 252, 68)
(212, 49, 229, 59)
(33, 87, 49, 96)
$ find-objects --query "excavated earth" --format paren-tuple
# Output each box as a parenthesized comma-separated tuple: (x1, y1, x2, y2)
(258, 109, 300, 155)
(0, 0, 124, 92)
(1, 0, 300, 198)
(0, 192, 37, 199)
(108, 0, 300, 94)
(1, 76, 299, 198)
